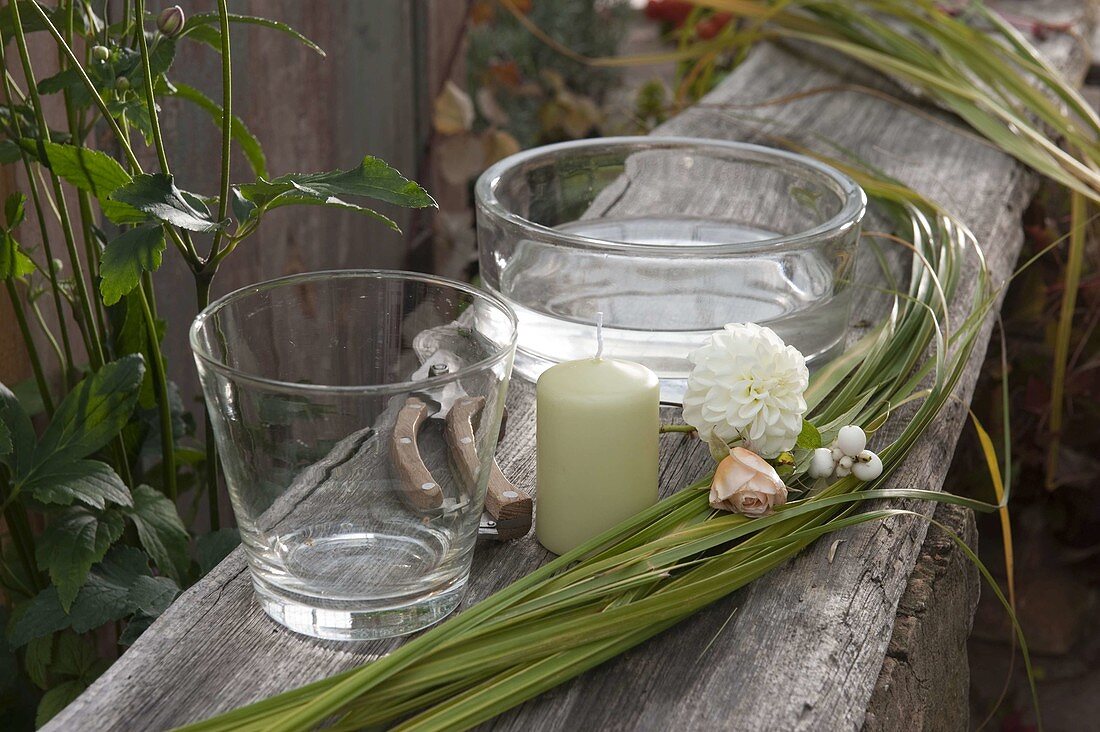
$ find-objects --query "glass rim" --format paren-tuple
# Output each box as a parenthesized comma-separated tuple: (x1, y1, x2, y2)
(189, 269, 519, 395)
(475, 136, 868, 256)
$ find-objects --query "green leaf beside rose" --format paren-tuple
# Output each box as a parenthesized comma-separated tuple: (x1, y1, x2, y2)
(796, 420, 823, 450)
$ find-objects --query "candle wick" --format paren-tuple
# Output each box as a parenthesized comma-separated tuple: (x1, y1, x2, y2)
(595, 311, 604, 359)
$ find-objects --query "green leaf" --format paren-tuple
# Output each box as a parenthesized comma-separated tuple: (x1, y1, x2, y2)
(4, 192, 25, 228)
(8, 546, 151, 647)
(113, 291, 165, 408)
(796, 420, 823, 450)
(265, 193, 399, 230)
(0, 382, 35, 477)
(196, 528, 240, 573)
(5, 590, 64, 647)
(249, 156, 435, 208)
(177, 22, 220, 49)
(12, 374, 47, 417)
(99, 225, 165, 306)
(131, 37, 176, 89)
(128, 574, 179, 616)
(40, 142, 129, 199)
(48, 632, 102, 680)
(23, 459, 133, 510)
(0, 1, 58, 42)
(0, 1, 101, 44)
(116, 574, 179, 645)
(0, 139, 22, 163)
(67, 546, 151, 631)
(35, 679, 86, 728)
(35, 508, 126, 611)
(23, 634, 52, 689)
(0, 419, 10, 459)
(37, 142, 142, 225)
(105, 98, 154, 147)
(184, 13, 325, 56)
(37, 65, 96, 108)
(125, 485, 189, 583)
(169, 82, 268, 178)
(109, 173, 224, 232)
(236, 156, 434, 232)
(230, 186, 256, 224)
(31, 354, 145, 467)
(136, 382, 186, 463)
(118, 614, 154, 646)
(36, 67, 84, 96)
(0, 230, 35, 279)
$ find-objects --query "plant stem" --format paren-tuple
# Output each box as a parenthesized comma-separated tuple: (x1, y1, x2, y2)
(9, 0, 105, 369)
(23, 2, 140, 170)
(2, 501, 42, 593)
(24, 0, 200, 269)
(65, 0, 110, 349)
(659, 424, 696, 434)
(130, 2, 202, 267)
(29, 297, 67, 380)
(1045, 190, 1087, 489)
(196, 274, 220, 531)
(189, 0, 235, 529)
(5, 281, 55, 416)
(137, 281, 177, 500)
(206, 0, 234, 265)
(77, 190, 110, 344)
(0, 41, 76, 381)
(135, 0, 171, 174)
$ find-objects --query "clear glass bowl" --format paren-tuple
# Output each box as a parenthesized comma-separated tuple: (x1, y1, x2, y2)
(475, 137, 867, 401)
(190, 270, 517, 640)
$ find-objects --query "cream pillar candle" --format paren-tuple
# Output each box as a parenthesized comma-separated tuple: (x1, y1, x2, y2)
(535, 339, 660, 555)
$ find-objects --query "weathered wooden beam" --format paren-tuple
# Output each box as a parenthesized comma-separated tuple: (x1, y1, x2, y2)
(863, 502, 980, 731)
(45, 3, 1090, 730)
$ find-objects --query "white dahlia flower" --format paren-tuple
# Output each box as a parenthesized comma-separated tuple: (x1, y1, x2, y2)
(682, 322, 809, 458)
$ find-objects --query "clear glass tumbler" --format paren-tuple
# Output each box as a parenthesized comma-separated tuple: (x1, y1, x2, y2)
(475, 137, 867, 401)
(190, 270, 517, 640)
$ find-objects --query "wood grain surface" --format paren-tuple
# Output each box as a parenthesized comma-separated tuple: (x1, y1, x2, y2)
(45, 2, 1091, 730)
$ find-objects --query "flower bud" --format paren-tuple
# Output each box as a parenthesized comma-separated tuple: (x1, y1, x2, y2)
(114, 76, 130, 91)
(808, 447, 835, 479)
(157, 5, 185, 37)
(92, 45, 110, 62)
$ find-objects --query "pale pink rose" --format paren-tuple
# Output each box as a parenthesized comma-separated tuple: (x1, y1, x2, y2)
(710, 447, 788, 517)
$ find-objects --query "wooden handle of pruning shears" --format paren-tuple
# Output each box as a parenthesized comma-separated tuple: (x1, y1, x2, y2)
(391, 397, 444, 511)
(445, 396, 532, 531)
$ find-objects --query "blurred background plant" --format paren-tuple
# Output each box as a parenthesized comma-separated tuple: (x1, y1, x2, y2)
(951, 181, 1100, 730)
(426, 0, 634, 280)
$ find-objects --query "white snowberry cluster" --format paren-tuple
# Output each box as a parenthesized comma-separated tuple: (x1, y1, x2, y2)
(807, 425, 883, 482)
